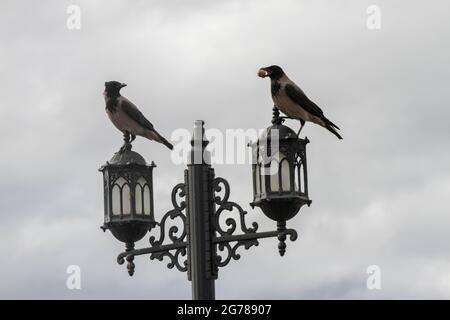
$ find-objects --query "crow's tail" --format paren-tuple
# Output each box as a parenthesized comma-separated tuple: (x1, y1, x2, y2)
(325, 118, 340, 130)
(147, 129, 174, 150)
(321, 116, 342, 140)
(157, 134, 174, 150)
(325, 124, 343, 140)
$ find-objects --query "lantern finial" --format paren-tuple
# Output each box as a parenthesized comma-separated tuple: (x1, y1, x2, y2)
(271, 106, 285, 125)
(119, 131, 133, 153)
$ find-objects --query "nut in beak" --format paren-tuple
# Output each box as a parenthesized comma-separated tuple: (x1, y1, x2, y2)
(257, 68, 269, 78)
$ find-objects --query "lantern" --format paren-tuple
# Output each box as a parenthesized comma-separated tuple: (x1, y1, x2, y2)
(99, 149, 156, 244)
(250, 120, 311, 222)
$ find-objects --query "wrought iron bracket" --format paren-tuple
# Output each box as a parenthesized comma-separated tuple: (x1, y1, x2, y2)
(211, 176, 298, 273)
(117, 241, 188, 273)
(116, 173, 298, 277)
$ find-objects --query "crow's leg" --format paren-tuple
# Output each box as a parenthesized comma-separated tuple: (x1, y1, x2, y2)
(119, 131, 132, 153)
(130, 134, 136, 143)
(297, 120, 305, 136)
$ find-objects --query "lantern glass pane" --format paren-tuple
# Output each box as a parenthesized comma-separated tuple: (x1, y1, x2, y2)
(258, 154, 268, 195)
(112, 185, 121, 215)
(122, 184, 131, 215)
(270, 152, 284, 192)
(112, 177, 127, 215)
(261, 165, 266, 194)
(294, 155, 302, 192)
(114, 177, 127, 186)
(299, 164, 304, 193)
(255, 165, 260, 196)
(135, 177, 146, 215)
(281, 158, 290, 191)
(135, 184, 143, 214)
(143, 185, 151, 215)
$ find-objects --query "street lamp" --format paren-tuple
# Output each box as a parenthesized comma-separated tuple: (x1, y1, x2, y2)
(99, 137, 156, 275)
(100, 114, 311, 299)
(250, 108, 311, 255)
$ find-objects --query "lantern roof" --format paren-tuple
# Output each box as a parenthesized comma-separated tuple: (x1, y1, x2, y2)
(99, 148, 156, 172)
(108, 149, 147, 165)
(259, 123, 299, 143)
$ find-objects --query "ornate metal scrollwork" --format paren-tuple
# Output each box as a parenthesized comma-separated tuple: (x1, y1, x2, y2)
(117, 174, 298, 277)
(150, 183, 187, 246)
(215, 239, 259, 267)
(212, 177, 258, 236)
(212, 177, 260, 267)
(211, 176, 299, 266)
(117, 182, 188, 275)
(150, 246, 188, 272)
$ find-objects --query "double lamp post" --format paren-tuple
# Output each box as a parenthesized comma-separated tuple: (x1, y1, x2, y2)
(99, 108, 311, 300)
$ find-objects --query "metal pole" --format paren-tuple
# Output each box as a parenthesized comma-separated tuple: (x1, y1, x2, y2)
(187, 120, 215, 300)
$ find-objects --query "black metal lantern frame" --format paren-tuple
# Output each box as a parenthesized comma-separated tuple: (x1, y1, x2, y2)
(101, 162, 156, 225)
(251, 130, 309, 205)
(101, 117, 311, 299)
(250, 108, 311, 224)
(100, 140, 158, 274)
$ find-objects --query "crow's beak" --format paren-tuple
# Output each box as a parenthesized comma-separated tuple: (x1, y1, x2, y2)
(120, 83, 127, 88)
(257, 68, 270, 78)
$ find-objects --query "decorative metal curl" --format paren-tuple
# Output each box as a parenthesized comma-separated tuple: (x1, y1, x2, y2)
(215, 239, 259, 267)
(212, 177, 261, 267)
(149, 183, 187, 246)
(212, 177, 231, 204)
(212, 176, 298, 267)
(171, 182, 187, 211)
(212, 177, 258, 236)
(150, 247, 188, 272)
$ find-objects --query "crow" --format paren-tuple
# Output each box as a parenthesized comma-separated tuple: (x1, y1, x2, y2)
(103, 81, 173, 151)
(258, 65, 342, 139)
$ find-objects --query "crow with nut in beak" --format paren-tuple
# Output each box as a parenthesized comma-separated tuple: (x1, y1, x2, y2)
(258, 65, 342, 139)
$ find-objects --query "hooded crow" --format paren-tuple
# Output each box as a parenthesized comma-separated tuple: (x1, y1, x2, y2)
(103, 81, 173, 150)
(258, 65, 342, 139)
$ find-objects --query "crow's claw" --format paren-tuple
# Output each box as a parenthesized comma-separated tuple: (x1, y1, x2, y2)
(118, 143, 131, 154)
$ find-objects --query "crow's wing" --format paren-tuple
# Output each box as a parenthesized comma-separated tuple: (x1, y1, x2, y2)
(285, 84, 340, 130)
(120, 97, 154, 130)
(284, 84, 324, 117)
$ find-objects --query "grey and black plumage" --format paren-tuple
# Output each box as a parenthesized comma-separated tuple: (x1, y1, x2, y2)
(103, 81, 173, 150)
(258, 65, 342, 139)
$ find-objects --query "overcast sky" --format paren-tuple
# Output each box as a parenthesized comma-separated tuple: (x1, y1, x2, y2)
(1, 0, 450, 299)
